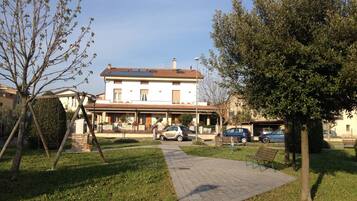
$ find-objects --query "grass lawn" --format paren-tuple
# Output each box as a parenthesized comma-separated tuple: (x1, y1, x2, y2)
(96, 137, 161, 150)
(0, 147, 175, 201)
(181, 145, 357, 201)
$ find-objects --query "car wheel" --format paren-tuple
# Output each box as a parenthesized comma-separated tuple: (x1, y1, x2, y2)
(160, 135, 165, 141)
(263, 138, 269, 144)
(177, 136, 183, 142)
(241, 138, 247, 144)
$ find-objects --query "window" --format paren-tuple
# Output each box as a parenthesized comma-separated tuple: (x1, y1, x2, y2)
(172, 82, 180, 85)
(114, 80, 122, 84)
(167, 126, 178, 131)
(113, 89, 122, 102)
(172, 90, 180, 104)
(141, 81, 149, 85)
(346, 125, 350, 132)
(140, 89, 148, 101)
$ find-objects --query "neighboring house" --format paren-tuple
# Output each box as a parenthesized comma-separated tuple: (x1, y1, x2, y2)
(54, 89, 95, 112)
(0, 84, 18, 110)
(226, 94, 284, 140)
(324, 111, 357, 138)
(85, 59, 217, 131)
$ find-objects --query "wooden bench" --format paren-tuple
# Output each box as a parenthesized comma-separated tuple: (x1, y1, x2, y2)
(342, 138, 356, 148)
(246, 146, 278, 170)
(215, 136, 240, 146)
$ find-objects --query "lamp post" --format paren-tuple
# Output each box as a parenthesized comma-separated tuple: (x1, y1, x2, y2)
(194, 57, 199, 141)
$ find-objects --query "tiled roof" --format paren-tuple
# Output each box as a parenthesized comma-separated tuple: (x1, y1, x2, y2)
(100, 67, 203, 79)
(0, 84, 17, 94)
(85, 103, 217, 112)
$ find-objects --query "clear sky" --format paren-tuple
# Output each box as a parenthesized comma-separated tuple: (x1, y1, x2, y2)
(78, 0, 253, 94)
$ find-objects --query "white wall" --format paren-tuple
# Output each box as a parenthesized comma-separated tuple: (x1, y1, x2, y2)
(331, 111, 357, 137)
(105, 79, 198, 105)
(57, 91, 89, 111)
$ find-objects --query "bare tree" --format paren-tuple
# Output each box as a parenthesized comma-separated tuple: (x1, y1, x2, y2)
(0, 0, 95, 179)
(200, 57, 229, 135)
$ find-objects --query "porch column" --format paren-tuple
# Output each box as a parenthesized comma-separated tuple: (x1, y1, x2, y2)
(134, 111, 138, 131)
(102, 112, 107, 123)
(206, 115, 210, 126)
(165, 112, 169, 125)
(91, 112, 95, 130)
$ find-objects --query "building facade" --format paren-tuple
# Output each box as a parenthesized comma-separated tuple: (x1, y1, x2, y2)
(85, 60, 217, 131)
(0, 84, 18, 111)
(54, 89, 94, 112)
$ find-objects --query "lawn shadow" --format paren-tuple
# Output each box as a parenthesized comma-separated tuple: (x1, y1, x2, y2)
(180, 184, 219, 200)
(0, 150, 161, 201)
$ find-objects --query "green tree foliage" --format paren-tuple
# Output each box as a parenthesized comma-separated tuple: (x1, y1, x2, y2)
(208, 1, 357, 200)
(29, 92, 67, 149)
(208, 0, 357, 122)
(179, 114, 193, 126)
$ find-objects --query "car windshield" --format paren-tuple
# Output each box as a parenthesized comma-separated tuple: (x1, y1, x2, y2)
(179, 126, 189, 132)
(166, 126, 178, 131)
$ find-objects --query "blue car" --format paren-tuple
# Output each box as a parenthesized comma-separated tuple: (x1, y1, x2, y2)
(259, 129, 285, 143)
(223, 128, 251, 143)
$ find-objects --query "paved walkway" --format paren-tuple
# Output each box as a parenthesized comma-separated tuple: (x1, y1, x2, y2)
(160, 143, 295, 201)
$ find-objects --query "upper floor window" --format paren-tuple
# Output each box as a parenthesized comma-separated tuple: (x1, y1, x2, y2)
(172, 82, 180, 86)
(140, 89, 148, 101)
(113, 89, 122, 102)
(114, 80, 122, 84)
(346, 124, 350, 132)
(141, 81, 149, 85)
(172, 90, 180, 104)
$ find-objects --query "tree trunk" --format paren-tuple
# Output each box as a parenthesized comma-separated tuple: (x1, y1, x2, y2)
(284, 120, 291, 165)
(10, 96, 28, 180)
(219, 115, 223, 138)
(301, 125, 312, 201)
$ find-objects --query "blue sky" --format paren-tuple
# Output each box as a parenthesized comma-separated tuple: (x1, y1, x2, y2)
(78, 0, 253, 94)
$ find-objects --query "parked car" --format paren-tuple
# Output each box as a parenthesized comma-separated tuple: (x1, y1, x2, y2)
(159, 125, 189, 142)
(222, 128, 251, 143)
(259, 129, 285, 143)
(323, 130, 338, 138)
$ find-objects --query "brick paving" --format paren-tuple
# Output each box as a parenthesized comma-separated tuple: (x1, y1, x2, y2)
(160, 143, 295, 201)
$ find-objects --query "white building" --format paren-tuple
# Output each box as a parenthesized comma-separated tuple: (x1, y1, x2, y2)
(328, 111, 357, 138)
(54, 89, 95, 112)
(85, 59, 217, 131)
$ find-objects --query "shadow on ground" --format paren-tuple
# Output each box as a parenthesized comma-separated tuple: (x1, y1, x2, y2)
(0, 149, 166, 201)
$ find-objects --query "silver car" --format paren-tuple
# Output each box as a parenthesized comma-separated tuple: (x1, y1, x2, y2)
(159, 125, 189, 142)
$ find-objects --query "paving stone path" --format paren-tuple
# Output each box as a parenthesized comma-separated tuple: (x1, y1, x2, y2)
(160, 143, 295, 201)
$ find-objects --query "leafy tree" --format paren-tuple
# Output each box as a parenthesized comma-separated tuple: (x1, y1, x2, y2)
(179, 114, 193, 126)
(0, 0, 95, 178)
(29, 91, 66, 149)
(207, 1, 357, 200)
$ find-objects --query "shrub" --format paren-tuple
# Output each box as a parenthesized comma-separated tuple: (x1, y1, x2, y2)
(179, 114, 193, 126)
(192, 139, 206, 145)
(354, 140, 357, 161)
(114, 138, 139, 144)
(29, 91, 67, 149)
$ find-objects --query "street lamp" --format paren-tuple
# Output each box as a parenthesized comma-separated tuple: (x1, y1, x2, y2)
(194, 57, 199, 141)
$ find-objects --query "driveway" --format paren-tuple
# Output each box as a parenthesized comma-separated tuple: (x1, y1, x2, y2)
(160, 142, 295, 201)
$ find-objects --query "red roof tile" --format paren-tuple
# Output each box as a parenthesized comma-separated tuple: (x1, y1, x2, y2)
(100, 67, 203, 79)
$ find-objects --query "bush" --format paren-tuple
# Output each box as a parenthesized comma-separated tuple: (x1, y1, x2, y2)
(179, 114, 193, 126)
(192, 139, 206, 145)
(287, 119, 323, 153)
(114, 138, 139, 144)
(29, 91, 67, 149)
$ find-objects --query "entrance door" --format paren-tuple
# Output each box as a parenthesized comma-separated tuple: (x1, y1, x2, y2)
(145, 114, 152, 130)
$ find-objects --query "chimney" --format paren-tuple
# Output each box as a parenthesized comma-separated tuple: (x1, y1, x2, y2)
(172, 58, 177, 69)
(107, 64, 112, 69)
